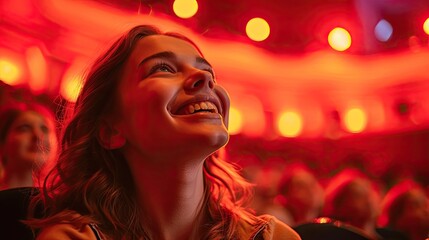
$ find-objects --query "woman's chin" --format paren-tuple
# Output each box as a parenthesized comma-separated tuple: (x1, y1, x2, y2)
(202, 129, 229, 149)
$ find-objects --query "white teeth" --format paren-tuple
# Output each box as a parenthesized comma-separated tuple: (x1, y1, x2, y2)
(208, 102, 218, 113)
(185, 101, 218, 114)
(188, 105, 195, 113)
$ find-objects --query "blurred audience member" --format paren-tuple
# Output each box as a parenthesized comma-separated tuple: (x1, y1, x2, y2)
(248, 157, 292, 224)
(0, 102, 57, 190)
(275, 162, 324, 227)
(323, 168, 383, 239)
(378, 179, 429, 240)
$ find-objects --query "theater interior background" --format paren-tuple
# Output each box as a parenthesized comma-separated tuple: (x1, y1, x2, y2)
(1, 0, 429, 189)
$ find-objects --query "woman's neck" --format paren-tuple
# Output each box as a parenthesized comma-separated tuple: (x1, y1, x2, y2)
(128, 158, 207, 240)
(1, 167, 34, 189)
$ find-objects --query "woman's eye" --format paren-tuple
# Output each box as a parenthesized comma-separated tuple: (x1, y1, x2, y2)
(149, 63, 175, 74)
(16, 124, 31, 132)
(41, 125, 50, 134)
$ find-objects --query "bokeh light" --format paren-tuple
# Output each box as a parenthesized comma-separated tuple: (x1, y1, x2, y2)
(328, 27, 352, 51)
(173, 0, 198, 19)
(246, 17, 270, 42)
(423, 17, 429, 35)
(60, 59, 87, 102)
(26, 46, 47, 92)
(0, 59, 21, 85)
(228, 107, 243, 135)
(374, 19, 393, 42)
(344, 107, 367, 133)
(277, 111, 303, 138)
(60, 75, 83, 103)
(233, 94, 266, 137)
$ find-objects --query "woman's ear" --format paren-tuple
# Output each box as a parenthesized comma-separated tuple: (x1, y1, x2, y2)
(98, 120, 126, 149)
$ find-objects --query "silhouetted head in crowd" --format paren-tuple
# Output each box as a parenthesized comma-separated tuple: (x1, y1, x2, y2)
(0, 102, 57, 189)
(276, 162, 324, 226)
(379, 179, 429, 240)
(323, 168, 382, 239)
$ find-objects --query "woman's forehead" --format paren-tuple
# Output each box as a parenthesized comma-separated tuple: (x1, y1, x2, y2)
(15, 111, 47, 124)
(129, 35, 201, 63)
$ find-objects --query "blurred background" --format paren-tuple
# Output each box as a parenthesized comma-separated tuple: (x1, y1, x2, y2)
(1, 0, 429, 188)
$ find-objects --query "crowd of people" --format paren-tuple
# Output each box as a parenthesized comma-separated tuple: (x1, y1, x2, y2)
(247, 160, 429, 240)
(0, 24, 428, 240)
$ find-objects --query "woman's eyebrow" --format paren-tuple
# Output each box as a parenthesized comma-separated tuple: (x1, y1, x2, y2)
(138, 51, 176, 66)
(196, 56, 212, 68)
(138, 51, 212, 68)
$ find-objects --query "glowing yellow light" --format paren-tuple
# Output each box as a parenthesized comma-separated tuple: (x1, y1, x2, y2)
(328, 27, 352, 51)
(344, 108, 367, 133)
(26, 46, 47, 92)
(316, 217, 331, 224)
(423, 18, 429, 35)
(228, 107, 243, 135)
(173, 0, 198, 19)
(0, 59, 21, 85)
(278, 111, 303, 138)
(246, 17, 270, 42)
(60, 75, 83, 102)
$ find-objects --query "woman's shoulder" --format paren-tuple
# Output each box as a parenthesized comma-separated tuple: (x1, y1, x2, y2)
(36, 212, 103, 240)
(37, 223, 98, 240)
(239, 214, 301, 240)
(257, 214, 301, 240)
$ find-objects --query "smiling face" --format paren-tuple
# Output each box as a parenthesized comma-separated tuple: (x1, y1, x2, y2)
(2, 111, 56, 169)
(113, 35, 230, 164)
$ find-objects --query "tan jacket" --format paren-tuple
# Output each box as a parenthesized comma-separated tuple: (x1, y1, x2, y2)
(37, 214, 301, 240)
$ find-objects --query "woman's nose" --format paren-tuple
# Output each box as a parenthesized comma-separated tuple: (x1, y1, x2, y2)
(184, 70, 214, 92)
(32, 128, 46, 142)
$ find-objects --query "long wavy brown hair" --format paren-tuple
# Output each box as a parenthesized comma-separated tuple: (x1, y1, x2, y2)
(28, 25, 259, 239)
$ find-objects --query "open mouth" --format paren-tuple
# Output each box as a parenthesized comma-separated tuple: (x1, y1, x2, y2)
(175, 101, 219, 115)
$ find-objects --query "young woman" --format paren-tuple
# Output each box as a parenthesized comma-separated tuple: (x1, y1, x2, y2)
(0, 102, 57, 190)
(30, 25, 301, 240)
